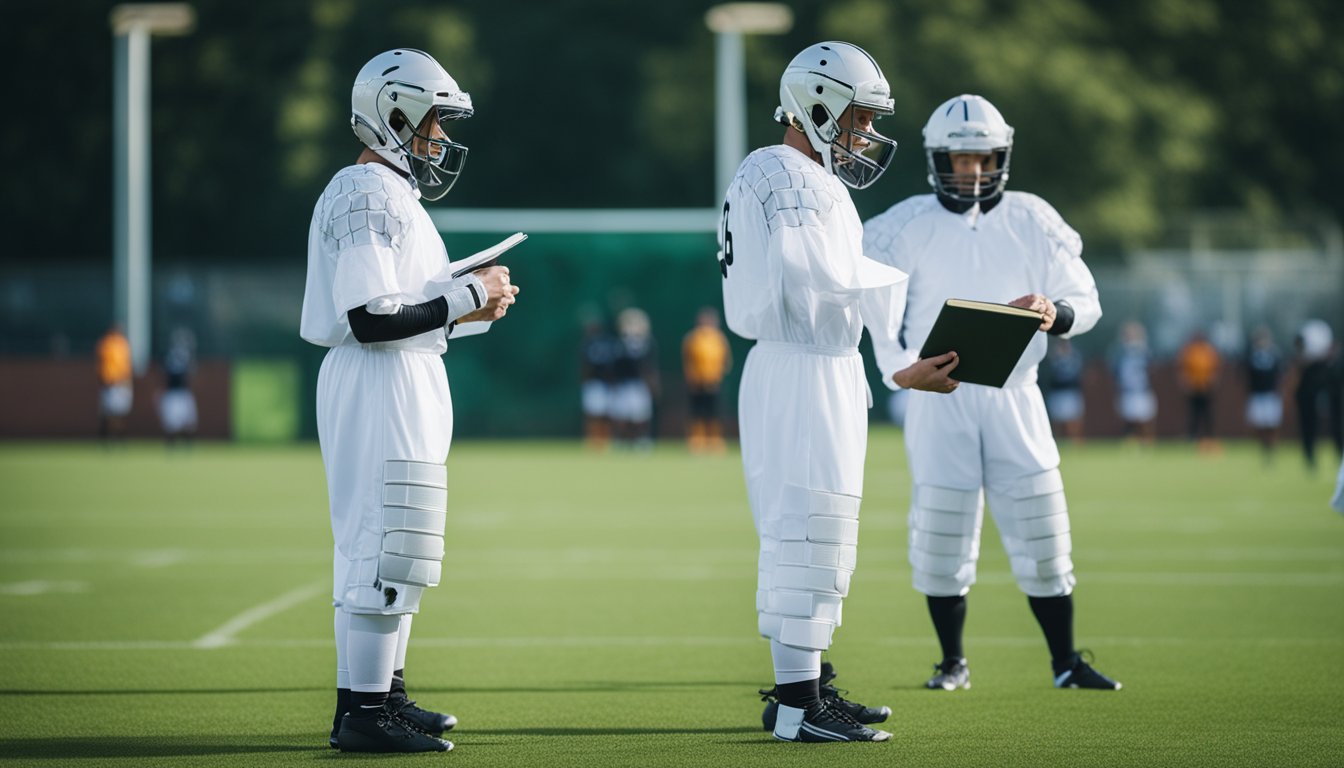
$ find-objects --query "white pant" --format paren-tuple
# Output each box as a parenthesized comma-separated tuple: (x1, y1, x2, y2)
(609, 380, 652, 422)
(158, 390, 197, 433)
(904, 384, 1075, 598)
(100, 385, 132, 417)
(739, 342, 870, 651)
(317, 345, 451, 614)
(1245, 393, 1282, 429)
(1117, 390, 1156, 423)
(581, 380, 609, 418)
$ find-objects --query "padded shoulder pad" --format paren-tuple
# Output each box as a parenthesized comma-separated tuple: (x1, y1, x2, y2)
(741, 148, 836, 233)
(1010, 192, 1082, 260)
(864, 195, 939, 254)
(322, 168, 409, 252)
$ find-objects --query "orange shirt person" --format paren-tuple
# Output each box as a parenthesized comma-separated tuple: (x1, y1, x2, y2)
(1179, 336, 1219, 393)
(682, 307, 732, 453)
(1179, 332, 1221, 445)
(96, 325, 133, 440)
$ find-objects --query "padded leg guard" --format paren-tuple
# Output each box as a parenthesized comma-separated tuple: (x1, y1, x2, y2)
(908, 484, 984, 597)
(380, 460, 448, 589)
(337, 551, 426, 615)
(987, 469, 1075, 597)
(757, 485, 860, 652)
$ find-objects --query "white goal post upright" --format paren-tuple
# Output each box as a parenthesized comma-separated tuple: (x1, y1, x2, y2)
(110, 3, 193, 374)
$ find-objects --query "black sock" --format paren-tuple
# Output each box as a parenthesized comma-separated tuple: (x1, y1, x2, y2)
(776, 678, 821, 710)
(349, 690, 389, 719)
(332, 688, 351, 734)
(927, 595, 967, 664)
(391, 668, 406, 699)
(1028, 594, 1075, 670)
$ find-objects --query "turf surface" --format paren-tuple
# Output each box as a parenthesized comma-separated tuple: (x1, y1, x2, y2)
(1, 431, 1341, 767)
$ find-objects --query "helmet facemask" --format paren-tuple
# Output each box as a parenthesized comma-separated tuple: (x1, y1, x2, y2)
(828, 104, 897, 190)
(391, 105, 471, 201)
(927, 146, 1011, 203)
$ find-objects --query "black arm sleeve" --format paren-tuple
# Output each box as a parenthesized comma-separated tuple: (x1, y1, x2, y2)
(1047, 300, 1075, 336)
(347, 297, 450, 343)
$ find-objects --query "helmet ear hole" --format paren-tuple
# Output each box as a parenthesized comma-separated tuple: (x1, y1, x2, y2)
(810, 104, 829, 129)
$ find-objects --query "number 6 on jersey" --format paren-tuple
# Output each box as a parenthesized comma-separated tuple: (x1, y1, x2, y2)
(718, 200, 734, 278)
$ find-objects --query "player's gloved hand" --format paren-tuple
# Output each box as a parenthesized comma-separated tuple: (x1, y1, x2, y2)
(1008, 293, 1054, 331)
(459, 266, 519, 323)
(894, 351, 960, 393)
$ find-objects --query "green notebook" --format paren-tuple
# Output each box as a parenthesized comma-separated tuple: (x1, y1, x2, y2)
(918, 299, 1043, 388)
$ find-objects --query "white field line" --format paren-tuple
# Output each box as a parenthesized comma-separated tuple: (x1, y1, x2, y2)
(0, 580, 88, 596)
(191, 582, 326, 649)
(1, 634, 1340, 652)
(131, 549, 188, 568)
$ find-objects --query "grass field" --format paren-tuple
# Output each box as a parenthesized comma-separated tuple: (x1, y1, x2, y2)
(1, 431, 1341, 767)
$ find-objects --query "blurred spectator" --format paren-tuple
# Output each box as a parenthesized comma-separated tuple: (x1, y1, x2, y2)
(579, 316, 619, 449)
(1333, 457, 1344, 514)
(1111, 321, 1156, 443)
(681, 307, 732, 454)
(610, 308, 659, 449)
(1044, 338, 1086, 444)
(1294, 319, 1343, 470)
(1244, 327, 1283, 463)
(1178, 330, 1221, 450)
(159, 328, 198, 447)
(95, 324, 133, 443)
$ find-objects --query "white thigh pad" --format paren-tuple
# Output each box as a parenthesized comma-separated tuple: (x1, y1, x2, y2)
(908, 484, 983, 596)
(988, 469, 1075, 597)
(757, 486, 862, 652)
(379, 460, 448, 588)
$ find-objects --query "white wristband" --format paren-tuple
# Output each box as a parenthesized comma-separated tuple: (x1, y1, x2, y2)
(442, 273, 487, 324)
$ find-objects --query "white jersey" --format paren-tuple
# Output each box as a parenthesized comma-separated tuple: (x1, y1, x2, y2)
(721, 145, 908, 348)
(300, 163, 449, 354)
(863, 192, 1101, 388)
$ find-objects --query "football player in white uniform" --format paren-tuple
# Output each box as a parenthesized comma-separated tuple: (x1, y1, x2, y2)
(722, 42, 961, 743)
(864, 94, 1121, 692)
(301, 48, 520, 753)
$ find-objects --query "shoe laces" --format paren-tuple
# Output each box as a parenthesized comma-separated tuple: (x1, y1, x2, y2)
(388, 710, 432, 739)
(758, 686, 779, 703)
(389, 697, 423, 715)
(1071, 648, 1098, 672)
(819, 697, 864, 728)
(821, 683, 853, 701)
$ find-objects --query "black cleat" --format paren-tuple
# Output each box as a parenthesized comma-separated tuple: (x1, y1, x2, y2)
(926, 657, 971, 691)
(1054, 651, 1122, 690)
(336, 711, 453, 753)
(822, 683, 891, 724)
(760, 685, 891, 731)
(772, 698, 892, 742)
(387, 692, 458, 736)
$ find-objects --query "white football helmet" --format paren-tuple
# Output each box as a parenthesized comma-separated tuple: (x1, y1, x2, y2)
(922, 94, 1014, 203)
(351, 48, 473, 200)
(775, 42, 897, 189)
